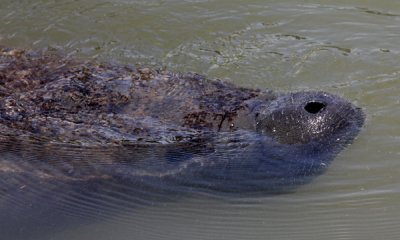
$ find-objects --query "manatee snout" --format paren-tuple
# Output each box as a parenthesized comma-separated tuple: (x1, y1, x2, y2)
(255, 91, 365, 145)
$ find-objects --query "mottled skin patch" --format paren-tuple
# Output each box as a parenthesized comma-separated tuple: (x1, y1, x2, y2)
(0, 47, 264, 145)
(0, 46, 365, 194)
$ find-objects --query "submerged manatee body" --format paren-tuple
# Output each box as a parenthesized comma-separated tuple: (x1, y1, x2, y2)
(0, 46, 364, 196)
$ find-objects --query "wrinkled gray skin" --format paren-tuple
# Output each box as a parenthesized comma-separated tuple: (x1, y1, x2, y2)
(0, 47, 365, 196)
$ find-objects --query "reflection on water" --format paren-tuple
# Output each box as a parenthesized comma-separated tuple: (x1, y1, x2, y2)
(0, 120, 360, 239)
(1, 0, 400, 240)
(0, 141, 185, 239)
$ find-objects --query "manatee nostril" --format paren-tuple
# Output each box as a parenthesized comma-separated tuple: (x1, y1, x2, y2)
(304, 101, 326, 114)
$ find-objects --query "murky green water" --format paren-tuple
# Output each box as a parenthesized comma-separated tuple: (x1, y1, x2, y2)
(1, 0, 399, 240)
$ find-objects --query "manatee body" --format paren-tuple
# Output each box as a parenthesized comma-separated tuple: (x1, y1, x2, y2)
(0, 47, 365, 195)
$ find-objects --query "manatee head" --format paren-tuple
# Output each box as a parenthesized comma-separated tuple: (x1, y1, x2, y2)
(254, 91, 365, 146)
(167, 91, 365, 194)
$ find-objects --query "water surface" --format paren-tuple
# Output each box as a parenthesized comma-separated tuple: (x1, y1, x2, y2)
(1, 1, 399, 239)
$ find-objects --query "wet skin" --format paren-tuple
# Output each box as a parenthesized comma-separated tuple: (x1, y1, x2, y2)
(0, 46, 365, 195)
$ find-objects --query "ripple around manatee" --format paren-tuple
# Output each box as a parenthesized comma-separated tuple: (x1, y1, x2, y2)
(0, 46, 364, 239)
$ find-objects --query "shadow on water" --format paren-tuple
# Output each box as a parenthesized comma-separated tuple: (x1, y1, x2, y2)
(0, 127, 355, 239)
(0, 139, 203, 239)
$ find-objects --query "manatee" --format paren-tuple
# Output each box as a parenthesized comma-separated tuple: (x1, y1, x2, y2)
(0, 46, 365, 238)
(0, 46, 365, 196)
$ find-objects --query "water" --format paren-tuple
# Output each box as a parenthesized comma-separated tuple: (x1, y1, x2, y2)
(1, 0, 399, 239)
